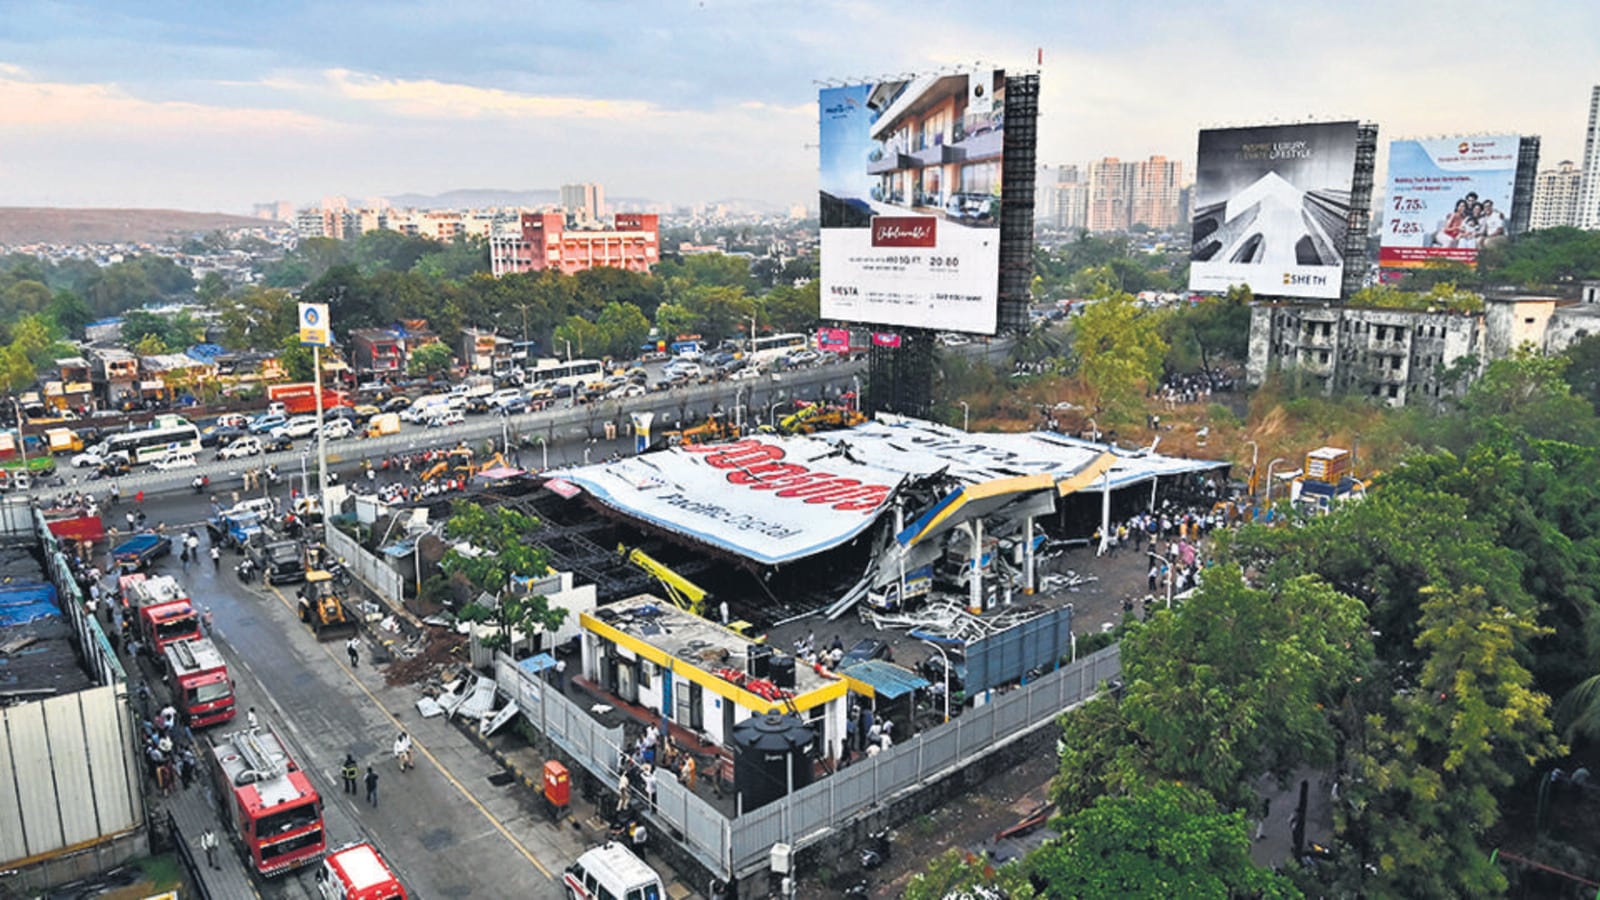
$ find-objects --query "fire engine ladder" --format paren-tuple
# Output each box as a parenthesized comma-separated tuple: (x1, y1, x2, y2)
(233, 729, 287, 784)
(618, 545, 710, 617)
(171, 639, 197, 671)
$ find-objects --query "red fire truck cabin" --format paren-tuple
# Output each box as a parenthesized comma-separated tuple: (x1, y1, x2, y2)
(210, 726, 326, 876)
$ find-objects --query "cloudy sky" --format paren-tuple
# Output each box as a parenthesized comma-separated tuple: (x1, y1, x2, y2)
(2, 0, 1596, 213)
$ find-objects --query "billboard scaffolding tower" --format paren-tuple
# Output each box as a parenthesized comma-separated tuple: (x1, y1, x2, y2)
(1512, 135, 1542, 237)
(997, 73, 1039, 335)
(1343, 123, 1379, 298)
(866, 330, 937, 419)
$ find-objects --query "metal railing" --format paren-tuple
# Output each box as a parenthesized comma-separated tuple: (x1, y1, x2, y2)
(324, 524, 405, 602)
(497, 644, 1119, 880)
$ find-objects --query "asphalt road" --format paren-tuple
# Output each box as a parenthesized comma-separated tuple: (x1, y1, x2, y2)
(125, 494, 585, 899)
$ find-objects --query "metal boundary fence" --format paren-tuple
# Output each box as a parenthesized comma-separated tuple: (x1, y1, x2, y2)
(498, 644, 1119, 880)
(324, 524, 405, 602)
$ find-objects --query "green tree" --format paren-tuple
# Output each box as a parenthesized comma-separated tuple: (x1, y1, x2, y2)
(906, 849, 1033, 900)
(1335, 586, 1561, 898)
(216, 285, 297, 350)
(1162, 285, 1252, 373)
(195, 272, 228, 305)
(45, 290, 92, 337)
(1029, 783, 1301, 900)
(1054, 567, 1370, 811)
(277, 334, 315, 382)
(553, 315, 606, 361)
(133, 333, 169, 356)
(407, 342, 454, 377)
(596, 302, 652, 359)
(1070, 290, 1168, 421)
(440, 502, 567, 651)
(759, 281, 821, 334)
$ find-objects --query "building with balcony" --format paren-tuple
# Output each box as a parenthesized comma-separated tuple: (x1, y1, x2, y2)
(864, 71, 1004, 226)
(460, 327, 515, 376)
(87, 348, 140, 408)
(1532, 160, 1583, 230)
(1248, 294, 1600, 407)
(488, 212, 660, 277)
(349, 321, 440, 380)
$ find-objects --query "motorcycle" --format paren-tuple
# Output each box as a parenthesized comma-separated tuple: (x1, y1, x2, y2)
(859, 828, 893, 870)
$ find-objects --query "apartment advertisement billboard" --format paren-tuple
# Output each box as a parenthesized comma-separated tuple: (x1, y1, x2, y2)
(1379, 135, 1518, 268)
(818, 70, 1005, 334)
(1189, 122, 1359, 300)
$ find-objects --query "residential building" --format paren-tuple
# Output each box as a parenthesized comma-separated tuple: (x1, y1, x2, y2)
(1247, 293, 1600, 407)
(1130, 155, 1184, 232)
(294, 206, 357, 240)
(349, 321, 440, 380)
(1532, 160, 1583, 230)
(488, 212, 660, 277)
(1081, 155, 1185, 233)
(1579, 86, 1600, 230)
(1038, 165, 1089, 232)
(561, 183, 606, 225)
(460, 327, 515, 376)
(87, 347, 140, 408)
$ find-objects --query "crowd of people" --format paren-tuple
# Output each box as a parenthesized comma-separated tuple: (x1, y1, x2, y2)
(1155, 368, 1237, 409)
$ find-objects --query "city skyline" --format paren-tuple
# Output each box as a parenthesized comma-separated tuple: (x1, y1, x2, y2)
(2, 0, 1597, 214)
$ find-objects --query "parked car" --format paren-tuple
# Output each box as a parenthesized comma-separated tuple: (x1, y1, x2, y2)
(248, 413, 288, 434)
(217, 436, 264, 460)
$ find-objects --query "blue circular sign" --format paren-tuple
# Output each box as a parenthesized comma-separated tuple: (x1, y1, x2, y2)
(303, 307, 320, 325)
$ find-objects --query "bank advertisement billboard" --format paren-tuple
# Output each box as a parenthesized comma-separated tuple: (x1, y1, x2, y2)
(1379, 135, 1519, 268)
(819, 70, 1005, 334)
(1189, 122, 1359, 299)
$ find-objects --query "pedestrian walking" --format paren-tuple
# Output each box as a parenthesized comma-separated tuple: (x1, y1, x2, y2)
(247, 707, 258, 731)
(341, 753, 359, 795)
(364, 766, 379, 807)
(393, 732, 414, 772)
(210, 545, 221, 573)
(346, 636, 360, 668)
(200, 828, 219, 869)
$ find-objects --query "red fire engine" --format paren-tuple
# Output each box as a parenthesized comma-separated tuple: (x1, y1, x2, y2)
(316, 842, 409, 900)
(210, 726, 326, 875)
(161, 637, 236, 728)
(119, 573, 200, 655)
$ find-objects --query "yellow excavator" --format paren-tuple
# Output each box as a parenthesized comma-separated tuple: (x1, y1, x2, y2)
(665, 413, 741, 448)
(421, 448, 507, 482)
(618, 544, 710, 618)
(772, 403, 866, 435)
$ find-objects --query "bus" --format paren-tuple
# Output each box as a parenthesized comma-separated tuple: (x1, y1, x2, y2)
(747, 333, 808, 365)
(105, 422, 203, 466)
(526, 358, 605, 389)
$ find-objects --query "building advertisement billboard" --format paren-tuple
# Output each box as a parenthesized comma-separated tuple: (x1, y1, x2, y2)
(1189, 122, 1359, 300)
(818, 71, 1005, 334)
(1379, 135, 1519, 268)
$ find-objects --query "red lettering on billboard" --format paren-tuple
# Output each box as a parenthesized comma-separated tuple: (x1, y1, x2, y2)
(686, 439, 891, 513)
(870, 216, 937, 248)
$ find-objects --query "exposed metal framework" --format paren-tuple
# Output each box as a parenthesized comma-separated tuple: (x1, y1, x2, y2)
(997, 73, 1039, 335)
(1341, 122, 1380, 299)
(1511, 134, 1543, 237)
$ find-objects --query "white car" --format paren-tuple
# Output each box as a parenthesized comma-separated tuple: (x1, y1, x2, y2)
(217, 436, 264, 460)
(605, 383, 646, 400)
(71, 447, 128, 468)
(664, 361, 703, 380)
(426, 409, 466, 428)
(272, 415, 321, 439)
(729, 365, 764, 381)
(320, 418, 353, 440)
(152, 451, 197, 471)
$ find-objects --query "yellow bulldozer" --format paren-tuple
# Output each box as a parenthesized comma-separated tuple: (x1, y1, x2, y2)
(297, 570, 358, 641)
(421, 448, 507, 482)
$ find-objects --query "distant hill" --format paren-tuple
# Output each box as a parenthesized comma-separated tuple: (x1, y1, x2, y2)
(0, 207, 266, 246)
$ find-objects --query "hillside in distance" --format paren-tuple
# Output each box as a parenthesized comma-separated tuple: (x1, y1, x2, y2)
(0, 207, 266, 246)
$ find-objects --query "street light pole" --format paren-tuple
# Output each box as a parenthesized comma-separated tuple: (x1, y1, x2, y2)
(959, 401, 970, 433)
(1148, 551, 1176, 609)
(734, 386, 746, 431)
(769, 399, 782, 428)
(1264, 457, 1288, 511)
(921, 640, 951, 724)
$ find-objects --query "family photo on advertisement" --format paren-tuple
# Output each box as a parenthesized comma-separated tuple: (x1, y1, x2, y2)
(1431, 192, 1509, 249)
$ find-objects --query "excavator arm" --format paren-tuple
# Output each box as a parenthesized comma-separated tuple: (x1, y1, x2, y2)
(618, 544, 709, 617)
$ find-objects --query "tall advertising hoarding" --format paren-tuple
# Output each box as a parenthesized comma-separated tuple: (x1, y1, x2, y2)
(1189, 122, 1359, 300)
(819, 71, 1005, 334)
(1379, 135, 1519, 268)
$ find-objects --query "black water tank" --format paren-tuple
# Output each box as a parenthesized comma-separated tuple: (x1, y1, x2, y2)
(747, 643, 772, 678)
(769, 655, 797, 689)
(731, 713, 815, 811)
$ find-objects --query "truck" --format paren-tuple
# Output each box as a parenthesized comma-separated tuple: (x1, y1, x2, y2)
(162, 637, 236, 728)
(119, 573, 201, 655)
(209, 725, 327, 876)
(267, 383, 353, 416)
(249, 537, 307, 585)
(207, 510, 267, 552)
(364, 413, 401, 439)
(43, 427, 83, 454)
(316, 842, 409, 900)
(113, 531, 173, 571)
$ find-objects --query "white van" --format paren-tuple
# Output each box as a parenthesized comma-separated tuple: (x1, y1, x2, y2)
(564, 843, 663, 900)
(400, 395, 451, 424)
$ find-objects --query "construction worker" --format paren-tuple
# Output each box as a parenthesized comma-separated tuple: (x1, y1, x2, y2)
(341, 754, 359, 795)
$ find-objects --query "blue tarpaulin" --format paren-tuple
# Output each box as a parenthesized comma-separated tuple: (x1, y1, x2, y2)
(841, 660, 929, 700)
(0, 582, 61, 628)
